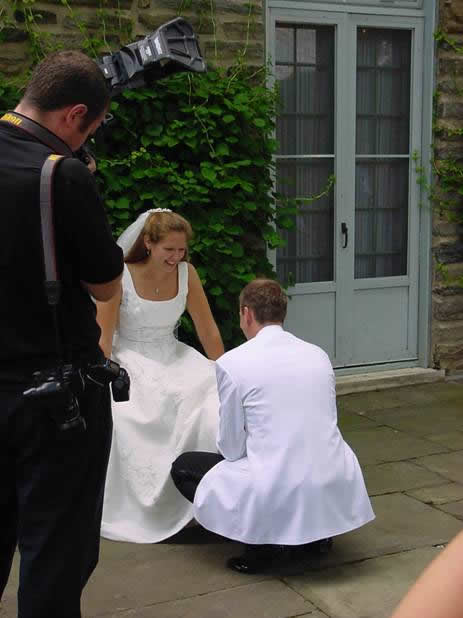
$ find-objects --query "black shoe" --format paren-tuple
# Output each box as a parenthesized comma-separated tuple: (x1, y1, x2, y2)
(226, 545, 289, 574)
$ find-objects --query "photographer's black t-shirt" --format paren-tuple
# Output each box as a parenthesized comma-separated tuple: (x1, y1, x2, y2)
(0, 119, 124, 382)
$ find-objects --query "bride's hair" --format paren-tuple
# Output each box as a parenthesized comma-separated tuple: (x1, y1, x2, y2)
(125, 211, 193, 264)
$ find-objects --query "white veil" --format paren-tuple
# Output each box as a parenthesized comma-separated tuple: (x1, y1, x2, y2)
(117, 208, 172, 256)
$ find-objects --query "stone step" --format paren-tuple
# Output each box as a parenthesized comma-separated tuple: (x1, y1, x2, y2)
(335, 367, 445, 396)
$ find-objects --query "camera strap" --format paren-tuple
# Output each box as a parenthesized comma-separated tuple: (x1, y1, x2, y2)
(0, 111, 72, 156)
(39, 154, 68, 367)
(0, 112, 72, 365)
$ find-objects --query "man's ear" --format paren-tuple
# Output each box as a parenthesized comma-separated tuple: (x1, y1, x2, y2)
(65, 104, 88, 126)
(245, 306, 255, 326)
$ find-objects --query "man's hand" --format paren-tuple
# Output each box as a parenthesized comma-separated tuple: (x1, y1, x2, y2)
(86, 154, 96, 174)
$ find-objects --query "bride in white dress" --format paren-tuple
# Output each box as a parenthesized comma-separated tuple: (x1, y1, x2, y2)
(96, 209, 224, 543)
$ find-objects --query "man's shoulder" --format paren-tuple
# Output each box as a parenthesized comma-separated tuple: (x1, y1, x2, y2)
(287, 333, 332, 365)
(56, 157, 94, 185)
(217, 338, 255, 373)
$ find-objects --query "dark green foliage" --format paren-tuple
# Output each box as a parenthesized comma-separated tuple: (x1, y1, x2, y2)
(94, 67, 293, 350)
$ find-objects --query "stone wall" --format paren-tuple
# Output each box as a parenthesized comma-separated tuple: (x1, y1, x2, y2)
(432, 0, 463, 374)
(0, 0, 264, 76)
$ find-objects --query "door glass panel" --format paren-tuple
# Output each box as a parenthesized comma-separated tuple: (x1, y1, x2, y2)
(355, 158, 408, 278)
(275, 24, 335, 284)
(277, 159, 334, 284)
(355, 28, 411, 279)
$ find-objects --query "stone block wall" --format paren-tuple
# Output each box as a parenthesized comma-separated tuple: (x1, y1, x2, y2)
(432, 0, 463, 374)
(0, 0, 264, 76)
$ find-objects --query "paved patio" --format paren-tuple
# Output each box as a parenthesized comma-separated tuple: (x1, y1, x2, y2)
(2, 381, 463, 618)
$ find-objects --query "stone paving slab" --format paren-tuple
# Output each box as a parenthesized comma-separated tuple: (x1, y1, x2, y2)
(365, 404, 463, 437)
(415, 450, 463, 483)
(406, 482, 463, 505)
(342, 426, 447, 465)
(337, 391, 404, 414)
(362, 461, 448, 496)
(81, 540, 271, 616)
(436, 499, 463, 520)
(338, 383, 463, 415)
(98, 580, 315, 618)
(285, 547, 441, 618)
(337, 411, 379, 432)
(387, 383, 463, 405)
(421, 430, 463, 450)
(309, 493, 461, 569)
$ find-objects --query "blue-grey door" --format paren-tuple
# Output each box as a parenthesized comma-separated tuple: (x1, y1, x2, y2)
(270, 12, 423, 368)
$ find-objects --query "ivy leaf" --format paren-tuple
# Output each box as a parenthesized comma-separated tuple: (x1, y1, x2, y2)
(210, 223, 225, 232)
(223, 115, 235, 124)
(115, 196, 130, 210)
(209, 286, 223, 296)
(216, 143, 230, 157)
(201, 166, 217, 183)
(231, 244, 244, 257)
(253, 118, 266, 128)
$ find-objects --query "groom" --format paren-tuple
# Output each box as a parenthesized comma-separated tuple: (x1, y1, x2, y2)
(171, 278, 374, 573)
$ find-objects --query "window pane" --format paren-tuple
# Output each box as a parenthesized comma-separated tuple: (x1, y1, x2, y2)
(356, 28, 411, 155)
(276, 27, 294, 63)
(277, 159, 334, 284)
(276, 24, 334, 155)
(355, 158, 409, 278)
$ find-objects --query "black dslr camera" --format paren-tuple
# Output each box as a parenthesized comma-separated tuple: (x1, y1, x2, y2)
(23, 360, 130, 439)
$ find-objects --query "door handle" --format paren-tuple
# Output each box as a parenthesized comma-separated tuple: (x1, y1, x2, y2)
(341, 222, 348, 248)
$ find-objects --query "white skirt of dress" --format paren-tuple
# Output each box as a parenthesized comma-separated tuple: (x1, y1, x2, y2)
(101, 337, 219, 543)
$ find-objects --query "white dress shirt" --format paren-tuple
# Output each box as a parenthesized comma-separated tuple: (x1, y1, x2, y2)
(194, 325, 375, 545)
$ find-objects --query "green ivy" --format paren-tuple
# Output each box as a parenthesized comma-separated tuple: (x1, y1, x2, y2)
(93, 66, 298, 349)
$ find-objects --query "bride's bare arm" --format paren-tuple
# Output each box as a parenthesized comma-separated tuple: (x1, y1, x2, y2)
(96, 284, 122, 358)
(186, 264, 225, 360)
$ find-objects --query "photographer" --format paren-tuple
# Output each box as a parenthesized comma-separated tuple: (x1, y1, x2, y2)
(0, 51, 124, 617)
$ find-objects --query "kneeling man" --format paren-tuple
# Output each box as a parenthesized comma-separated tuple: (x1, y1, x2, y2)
(172, 279, 374, 573)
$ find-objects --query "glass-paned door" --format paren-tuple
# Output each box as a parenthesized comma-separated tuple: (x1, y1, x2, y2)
(271, 11, 423, 367)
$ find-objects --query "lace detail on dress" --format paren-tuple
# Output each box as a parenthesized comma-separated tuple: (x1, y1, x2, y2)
(121, 325, 176, 343)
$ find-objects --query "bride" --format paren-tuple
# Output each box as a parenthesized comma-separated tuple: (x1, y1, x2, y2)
(96, 208, 224, 543)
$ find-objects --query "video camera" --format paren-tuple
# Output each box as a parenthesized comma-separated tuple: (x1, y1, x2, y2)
(75, 17, 206, 165)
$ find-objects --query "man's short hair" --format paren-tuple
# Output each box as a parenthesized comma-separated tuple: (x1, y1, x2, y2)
(23, 50, 110, 128)
(239, 279, 287, 324)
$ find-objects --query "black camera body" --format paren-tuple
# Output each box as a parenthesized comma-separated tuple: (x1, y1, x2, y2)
(23, 360, 130, 439)
(86, 358, 130, 402)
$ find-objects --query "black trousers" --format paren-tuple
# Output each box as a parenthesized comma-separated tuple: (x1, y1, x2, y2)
(0, 378, 112, 618)
(171, 452, 224, 503)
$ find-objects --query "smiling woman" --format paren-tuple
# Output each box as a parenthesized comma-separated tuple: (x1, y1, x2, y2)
(95, 208, 224, 543)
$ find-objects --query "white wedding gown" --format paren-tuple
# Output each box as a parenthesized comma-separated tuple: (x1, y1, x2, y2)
(101, 261, 220, 543)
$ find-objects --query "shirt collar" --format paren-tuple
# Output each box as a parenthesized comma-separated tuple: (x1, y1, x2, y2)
(255, 324, 284, 339)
